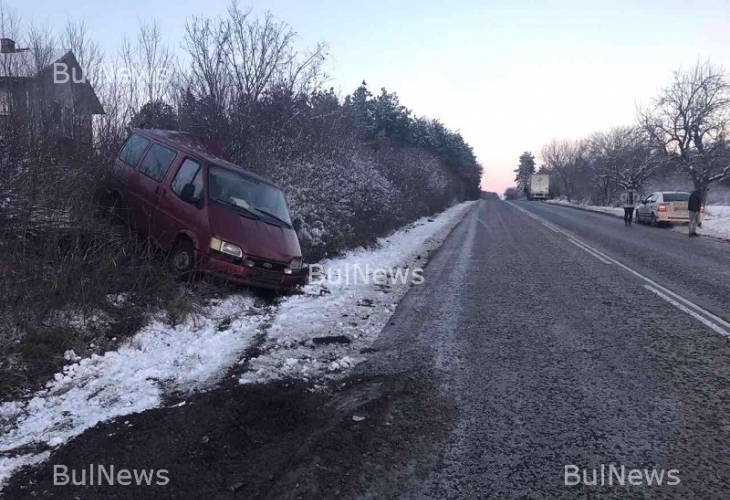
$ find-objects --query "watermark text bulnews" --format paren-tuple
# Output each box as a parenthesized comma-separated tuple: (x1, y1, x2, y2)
(308, 263, 424, 286)
(53, 465, 169, 486)
(564, 464, 680, 487)
(54, 63, 171, 85)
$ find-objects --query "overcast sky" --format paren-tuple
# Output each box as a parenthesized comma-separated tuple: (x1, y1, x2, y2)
(11, 0, 730, 194)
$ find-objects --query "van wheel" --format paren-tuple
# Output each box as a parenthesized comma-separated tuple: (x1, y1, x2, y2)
(170, 240, 195, 277)
(650, 214, 658, 227)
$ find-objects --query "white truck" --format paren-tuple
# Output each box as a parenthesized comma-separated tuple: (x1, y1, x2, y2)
(529, 174, 550, 201)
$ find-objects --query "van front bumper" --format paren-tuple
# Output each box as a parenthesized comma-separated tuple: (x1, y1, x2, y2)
(201, 253, 305, 290)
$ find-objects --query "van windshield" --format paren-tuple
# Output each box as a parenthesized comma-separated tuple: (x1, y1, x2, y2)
(208, 165, 292, 227)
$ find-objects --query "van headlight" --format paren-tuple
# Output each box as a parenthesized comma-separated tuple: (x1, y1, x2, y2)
(289, 257, 303, 271)
(210, 237, 243, 258)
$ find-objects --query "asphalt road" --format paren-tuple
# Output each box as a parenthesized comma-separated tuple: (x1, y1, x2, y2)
(6, 199, 730, 499)
(364, 199, 730, 499)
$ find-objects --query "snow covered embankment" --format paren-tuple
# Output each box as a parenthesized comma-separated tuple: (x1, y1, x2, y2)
(0, 295, 272, 485)
(0, 200, 476, 486)
(546, 199, 730, 241)
(239, 201, 477, 383)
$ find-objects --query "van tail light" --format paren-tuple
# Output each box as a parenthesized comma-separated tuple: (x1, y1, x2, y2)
(658, 204, 667, 212)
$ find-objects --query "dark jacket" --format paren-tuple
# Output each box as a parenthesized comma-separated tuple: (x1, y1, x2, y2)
(688, 191, 701, 213)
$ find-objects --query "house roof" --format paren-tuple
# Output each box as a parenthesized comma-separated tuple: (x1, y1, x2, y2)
(0, 49, 104, 114)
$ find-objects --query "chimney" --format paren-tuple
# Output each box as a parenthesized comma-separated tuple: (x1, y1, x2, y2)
(1, 39, 29, 54)
(1, 38, 15, 53)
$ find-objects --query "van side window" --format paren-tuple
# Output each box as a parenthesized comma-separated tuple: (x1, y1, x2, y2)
(171, 158, 203, 202)
(119, 134, 150, 167)
(139, 144, 177, 182)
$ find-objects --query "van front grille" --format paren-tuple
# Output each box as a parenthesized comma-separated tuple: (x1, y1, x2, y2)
(249, 257, 288, 272)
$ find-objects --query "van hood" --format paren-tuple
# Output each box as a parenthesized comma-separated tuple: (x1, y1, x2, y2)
(208, 203, 302, 263)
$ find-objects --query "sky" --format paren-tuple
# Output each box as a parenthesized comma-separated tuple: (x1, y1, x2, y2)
(7, 0, 730, 194)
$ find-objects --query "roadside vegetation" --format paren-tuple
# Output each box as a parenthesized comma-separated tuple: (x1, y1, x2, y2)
(511, 61, 730, 205)
(0, 3, 482, 399)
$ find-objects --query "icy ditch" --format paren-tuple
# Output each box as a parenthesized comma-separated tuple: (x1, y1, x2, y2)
(0, 200, 476, 487)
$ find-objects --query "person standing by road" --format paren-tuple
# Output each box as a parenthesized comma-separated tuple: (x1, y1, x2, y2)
(688, 189, 702, 237)
(621, 189, 638, 227)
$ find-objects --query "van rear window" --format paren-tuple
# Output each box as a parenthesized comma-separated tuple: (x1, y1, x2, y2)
(663, 193, 690, 202)
(139, 145, 177, 182)
(119, 134, 150, 167)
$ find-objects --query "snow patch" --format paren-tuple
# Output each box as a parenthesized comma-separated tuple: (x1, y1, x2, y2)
(0, 295, 270, 486)
(239, 201, 476, 384)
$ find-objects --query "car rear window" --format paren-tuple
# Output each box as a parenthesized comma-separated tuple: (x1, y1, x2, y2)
(663, 193, 690, 202)
(119, 134, 150, 167)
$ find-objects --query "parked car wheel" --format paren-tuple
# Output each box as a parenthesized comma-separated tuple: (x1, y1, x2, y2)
(170, 239, 195, 277)
(635, 210, 641, 224)
(650, 213, 658, 227)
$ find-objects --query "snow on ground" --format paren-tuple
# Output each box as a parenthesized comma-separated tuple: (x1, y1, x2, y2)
(0, 295, 272, 486)
(686, 205, 730, 240)
(546, 199, 730, 241)
(240, 201, 476, 384)
(0, 200, 476, 487)
(546, 199, 625, 218)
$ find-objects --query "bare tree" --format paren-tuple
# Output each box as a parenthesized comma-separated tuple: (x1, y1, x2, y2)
(590, 126, 661, 201)
(542, 139, 584, 202)
(639, 61, 730, 203)
(25, 22, 56, 74)
(182, 2, 326, 109)
(138, 20, 175, 104)
(181, 14, 231, 109)
(63, 20, 103, 89)
(223, 5, 327, 105)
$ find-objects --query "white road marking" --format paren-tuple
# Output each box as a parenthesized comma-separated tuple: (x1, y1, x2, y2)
(644, 285, 730, 338)
(574, 239, 730, 332)
(568, 239, 613, 264)
(509, 202, 573, 237)
(508, 201, 730, 336)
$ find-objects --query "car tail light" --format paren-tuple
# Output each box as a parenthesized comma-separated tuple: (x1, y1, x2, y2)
(658, 204, 667, 212)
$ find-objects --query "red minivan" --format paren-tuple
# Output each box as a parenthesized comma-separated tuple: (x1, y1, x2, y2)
(106, 128, 304, 290)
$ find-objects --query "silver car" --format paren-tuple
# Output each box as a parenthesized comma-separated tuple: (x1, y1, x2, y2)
(635, 191, 691, 226)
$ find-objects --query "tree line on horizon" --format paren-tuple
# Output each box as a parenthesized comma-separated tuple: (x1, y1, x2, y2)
(510, 61, 730, 205)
